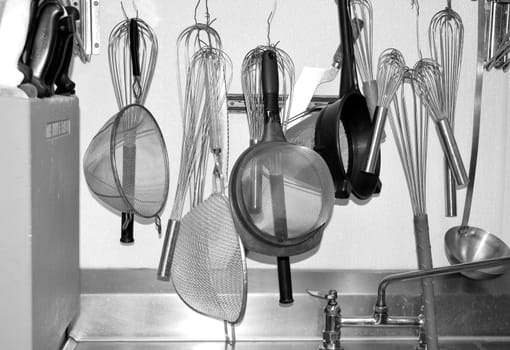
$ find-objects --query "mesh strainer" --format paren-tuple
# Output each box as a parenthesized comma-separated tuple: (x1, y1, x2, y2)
(230, 49, 335, 304)
(167, 74, 247, 338)
(169, 175, 247, 325)
(83, 104, 169, 231)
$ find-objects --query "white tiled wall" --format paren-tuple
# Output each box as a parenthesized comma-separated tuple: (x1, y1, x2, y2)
(76, 0, 510, 270)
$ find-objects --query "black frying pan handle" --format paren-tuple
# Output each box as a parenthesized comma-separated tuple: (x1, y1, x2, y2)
(262, 50, 279, 113)
(129, 19, 141, 78)
(338, 0, 357, 96)
(277, 256, 294, 304)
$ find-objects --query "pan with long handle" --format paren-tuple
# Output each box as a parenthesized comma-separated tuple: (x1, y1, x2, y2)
(314, 0, 380, 200)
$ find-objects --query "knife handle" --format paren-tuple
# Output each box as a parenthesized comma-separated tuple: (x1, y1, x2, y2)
(27, 0, 64, 97)
(55, 7, 79, 95)
(0, 0, 32, 87)
(45, 15, 73, 95)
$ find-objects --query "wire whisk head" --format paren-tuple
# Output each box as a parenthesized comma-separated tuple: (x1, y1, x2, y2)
(350, 0, 374, 82)
(241, 44, 295, 140)
(413, 58, 445, 122)
(376, 48, 406, 107)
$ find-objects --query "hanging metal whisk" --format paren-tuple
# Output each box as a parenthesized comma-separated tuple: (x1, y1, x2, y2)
(108, 5, 158, 108)
(107, 3, 159, 243)
(413, 58, 468, 188)
(389, 66, 439, 350)
(175, 1, 230, 209)
(429, 1, 464, 217)
(240, 7, 295, 214)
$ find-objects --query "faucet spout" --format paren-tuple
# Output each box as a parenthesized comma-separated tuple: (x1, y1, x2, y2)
(376, 255, 510, 308)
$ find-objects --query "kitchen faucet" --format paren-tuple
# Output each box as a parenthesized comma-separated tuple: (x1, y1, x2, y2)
(308, 255, 510, 350)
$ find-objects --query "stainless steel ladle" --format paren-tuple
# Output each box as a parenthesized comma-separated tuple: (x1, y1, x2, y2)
(444, 0, 510, 280)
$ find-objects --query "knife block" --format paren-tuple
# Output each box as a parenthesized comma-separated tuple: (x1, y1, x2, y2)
(0, 95, 80, 350)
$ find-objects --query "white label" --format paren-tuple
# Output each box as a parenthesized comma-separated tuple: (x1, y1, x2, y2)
(46, 119, 71, 139)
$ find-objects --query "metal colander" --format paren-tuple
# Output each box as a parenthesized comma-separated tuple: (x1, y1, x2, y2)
(83, 104, 169, 226)
(170, 192, 247, 324)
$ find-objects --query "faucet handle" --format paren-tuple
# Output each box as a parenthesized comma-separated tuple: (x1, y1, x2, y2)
(307, 289, 338, 302)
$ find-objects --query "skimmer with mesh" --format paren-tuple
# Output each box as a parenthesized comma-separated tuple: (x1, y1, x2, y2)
(169, 186, 247, 325)
(83, 104, 169, 232)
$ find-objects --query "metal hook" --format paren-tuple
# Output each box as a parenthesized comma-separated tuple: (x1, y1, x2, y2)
(122, 212, 134, 230)
(120, 0, 138, 19)
(194, 0, 202, 24)
(205, 0, 211, 25)
(120, 1, 129, 19)
(155, 215, 162, 236)
(411, 0, 423, 59)
(266, 1, 277, 46)
(132, 0, 139, 18)
(193, 0, 211, 25)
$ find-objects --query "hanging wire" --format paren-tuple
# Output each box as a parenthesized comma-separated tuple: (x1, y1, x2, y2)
(194, 0, 212, 25)
(120, 1, 129, 19)
(447, 0, 452, 9)
(411, 0, 423, 59)
(266, 1, 277, 46)
(120, 0, 138, 19)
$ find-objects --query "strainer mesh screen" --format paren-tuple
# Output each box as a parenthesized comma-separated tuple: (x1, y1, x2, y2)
(170, 193, 246, 324)
(237, 144, 334, 239)
(83, 105, 169, 218)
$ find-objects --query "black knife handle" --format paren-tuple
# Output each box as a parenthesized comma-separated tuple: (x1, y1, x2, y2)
(18, 0, 39, 84)
(27, 0, 64, 97)
(55, 7, 80, 95)
(45, 15, 73, 95)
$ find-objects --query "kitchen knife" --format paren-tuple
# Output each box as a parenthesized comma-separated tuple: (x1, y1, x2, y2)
(26, 0, 64, 97)
(55, 6, 80, 95)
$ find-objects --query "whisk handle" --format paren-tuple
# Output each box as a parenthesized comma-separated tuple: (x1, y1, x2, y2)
(129, 18, 141, 78)
(363, 106, 387, 174)
(435, 119, 468, 187)
(262, 49, 279, 114)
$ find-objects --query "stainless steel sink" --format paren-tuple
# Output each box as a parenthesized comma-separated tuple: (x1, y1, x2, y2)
(65, 269, 510, 350)
(64, 339, 510, 350)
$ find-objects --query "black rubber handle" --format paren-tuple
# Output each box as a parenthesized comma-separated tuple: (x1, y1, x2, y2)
(269, 173, 294, 305)
(18, 0, 39, 84)
(338, 0, 357, 96)
(55, 6, 80, 95)
(120, 213, 134, 244)
(27, 0, 64, 97)
(45, 14, 74, 95)
(261, 49, 279, 113)
(129, 19, 141, 78)
(277, 256, 294, 304)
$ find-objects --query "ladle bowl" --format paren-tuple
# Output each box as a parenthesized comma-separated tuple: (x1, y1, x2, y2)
(445, 226, 510, 280)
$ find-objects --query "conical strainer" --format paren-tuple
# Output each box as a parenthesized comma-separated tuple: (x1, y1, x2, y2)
(83, 104, 169, 231)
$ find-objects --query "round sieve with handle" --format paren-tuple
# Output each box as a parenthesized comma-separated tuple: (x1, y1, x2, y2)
(229, 49, 335, 304)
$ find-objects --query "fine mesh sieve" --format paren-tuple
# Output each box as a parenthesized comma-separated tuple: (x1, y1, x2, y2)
(169, 181, 247, 325)
(83, 104, 169, 230)
(230, 49, 334, 305)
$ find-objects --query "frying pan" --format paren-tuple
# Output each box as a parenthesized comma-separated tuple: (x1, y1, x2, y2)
(230, 49, 335, 304)
(314, 0, 380, 200)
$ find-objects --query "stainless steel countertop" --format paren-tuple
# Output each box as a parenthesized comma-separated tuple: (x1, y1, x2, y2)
(64, 338, 510, 350)
(67, 269, 510, 349)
